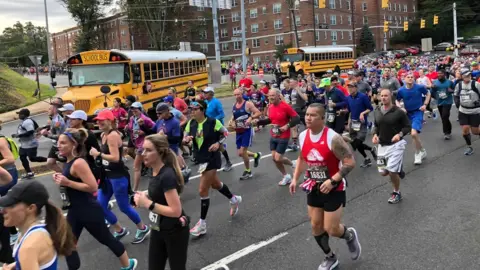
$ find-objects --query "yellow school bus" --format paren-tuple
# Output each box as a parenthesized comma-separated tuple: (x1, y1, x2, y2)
(280, 46, 354, 76)
(63, 50, 208, 119)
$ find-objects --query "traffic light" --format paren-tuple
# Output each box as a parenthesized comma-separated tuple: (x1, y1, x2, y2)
(403, 21, 408, 31)
(420, 19, 426, 29)
(433, 15, 439, 25)
(318, 0, 326, 8)
(383, 21, 389, 32)
(381, 0, 389, 9)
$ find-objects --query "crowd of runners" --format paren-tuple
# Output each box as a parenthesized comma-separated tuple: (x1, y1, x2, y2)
(0, 53, 479, 270)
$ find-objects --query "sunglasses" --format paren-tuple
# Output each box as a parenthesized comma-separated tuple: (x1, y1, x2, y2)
(190, 101, 203, 109)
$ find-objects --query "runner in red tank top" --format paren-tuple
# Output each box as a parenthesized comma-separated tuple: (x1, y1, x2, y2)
(290, 103, 361, 270)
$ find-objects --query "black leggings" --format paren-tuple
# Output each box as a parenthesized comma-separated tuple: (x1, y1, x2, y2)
(0, 215, 13, 264)
(351, 139, 372, 158)
(66, 202, 125, 270)
(149, 227, 189, 270)
(19, 147, 47, 173)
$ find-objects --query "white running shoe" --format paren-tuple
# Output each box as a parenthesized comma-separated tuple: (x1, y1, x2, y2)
(190, 220, 207, 237)
(230, 195, 242, 216)
(278, 174, 292, 186)
(413, 152, 422, 165)
(420, 149, 427, 160)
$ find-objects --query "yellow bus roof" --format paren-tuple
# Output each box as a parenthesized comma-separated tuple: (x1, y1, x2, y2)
(295, 46, 354, 54)
(112, 50, 207, 62)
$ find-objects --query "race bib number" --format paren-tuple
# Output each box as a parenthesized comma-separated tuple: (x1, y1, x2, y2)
(351, 120, 361, 132)
(326, 112, 335, 123)
(461, 94, 471, 102)
(149, 212, 160, 231)
(198, 163, 208, 174)
(377, 156, 387, 170)
(60, 192, 68, 201)
(438, 91, 447, 99)
(235, 119, 247, 129)
(271, 125, 281, 135)
(307, 166, 330, 182)
(102, 159, 110, 166)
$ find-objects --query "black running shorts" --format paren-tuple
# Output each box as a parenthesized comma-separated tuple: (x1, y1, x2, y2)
(307, 191, 346, 212)
(458, 112, 480, 127)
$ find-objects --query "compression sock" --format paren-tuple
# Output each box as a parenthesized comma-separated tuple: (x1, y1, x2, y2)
(463, 134, 472, 146)
(217, 182, 233, 199)
(222, 150, 231, 163)
(314, 232, 332, 255)
(340, 225, 353, 241)
(200, 197, 210, 220)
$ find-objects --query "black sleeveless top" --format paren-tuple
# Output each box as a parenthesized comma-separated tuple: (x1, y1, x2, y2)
(101, 130, 127, 178)
(62, 158, 96, 206)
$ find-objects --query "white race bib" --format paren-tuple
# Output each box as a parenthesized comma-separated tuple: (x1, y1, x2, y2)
(461, 94, 472, 102)
(149, 212, 160, 231)
(351, 120, 361, 131)
(438, 91, 447, 99)
(327, 112, 335, 123)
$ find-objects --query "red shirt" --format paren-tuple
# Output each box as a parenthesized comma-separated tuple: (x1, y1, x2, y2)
(239, 78, 253, 88)
(260, 86, 269, 95)
(174, 97, 188, 114)
(111, 107, 128, 129)
(301, 127, 345, 191)
(426, 72, 438, 81)
(336, 85, 349, 96)
(268, 101, 298, 139)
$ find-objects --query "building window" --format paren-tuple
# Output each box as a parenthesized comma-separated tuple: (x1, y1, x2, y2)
(200, 44, 208, 53)
(315, 31, 320, 41)
(348, 15, 352, 25)
(413, 5, 416, 12)
(233, 27, 240, 36)
(294, 1, 299, 10)
(341, 31, 344, 39)
(264, 38, 269, 45)
(197, 5, 205, 11)
(251, 23, 259, 33)
(394, 3, 396, 11)
(232, 0, 237, 7)
(250, 8, 258, 18)
(363, 16, 368, 24)
(273, 3, 282, 14)
(198, 17, 206, 25)
(389, 15, 392, 21)
(221, 29, 228, 38)
(222, 43, 229, 51)
(330, 15, 337, 25)
(232, 12, 240, 22)
(362, 2, 367, 11)
(220, 15, 226, 24)
(249, 0, 256, 3)
(121, 30, 126, 36)
(263, 22, 268, 29)
(339, 0, 342, 8)
(324, 31, 327, 39)
(274, 19, 283, 29)
(388, 3, 391, 11)
(340, 15, 343, 24)
(234, 41, 240, 50)
(252, 39, 260, 48)
(329, 0, 335, 9)
(298, 32, 302, 42)
(315, 14, 319, 25)
(346, 0, 351, 10)
(275, 35, 284, 45)
(403, 4, 407, 12)
(295, 17, 300, 26)
(200, 30, 207, 39)
(349, 31, 352, 40)
(262, 6, 267, 14)
(404, 16, 408, 22)
(121, 41, 128, 49)
(331, 31, 337, 41)
(323, 14, 327, 23)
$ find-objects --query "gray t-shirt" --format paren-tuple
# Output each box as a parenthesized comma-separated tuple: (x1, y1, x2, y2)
(357, 81, 372, 94)
(291, 87, 307, 111)
(17, 118, 38, 149)
(49, 114, 66, 142)
(454, 81, 480, 115)
(380, 77, 401, 93)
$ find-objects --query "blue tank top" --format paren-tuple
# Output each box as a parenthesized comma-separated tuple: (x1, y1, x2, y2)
(62, 158, 97, 206)
(232, 101, 251, 132)
(13, 224, 58, 270)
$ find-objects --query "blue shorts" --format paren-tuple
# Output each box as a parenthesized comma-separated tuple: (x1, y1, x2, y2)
(407, 110, 424, 132)
(0, 168, 18, 196)
(236, 129, 253, 149)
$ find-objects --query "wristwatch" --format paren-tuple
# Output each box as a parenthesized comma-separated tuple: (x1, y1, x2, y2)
(330, 179, 340, 188)
(148, 201, 156, 211)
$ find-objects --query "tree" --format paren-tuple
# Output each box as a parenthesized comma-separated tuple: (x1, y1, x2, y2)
(274, 43, 293, 60)
(0, 22, 47, 66)
(61, 0, 113, 52)
(358, 25, 375, 53)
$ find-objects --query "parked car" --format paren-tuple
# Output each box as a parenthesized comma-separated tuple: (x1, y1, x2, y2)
(394, 50, 407, 58)
(407, 47, 420, 55)
(460, 46, 480, 56)
(434, 42, 453, 51)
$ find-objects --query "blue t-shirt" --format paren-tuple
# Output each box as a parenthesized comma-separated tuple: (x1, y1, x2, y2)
(170, 107, 183, 120)
(431, 79, 454, 106)
(154, 116, 181, 151)
(205, 97, 225, 124)
(397, 84, 428, 112)
(347, 92, 373, 121)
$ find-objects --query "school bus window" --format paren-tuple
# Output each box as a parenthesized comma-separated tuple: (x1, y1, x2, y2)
(144, 63, 151, 81)
(201, 60, 205, 71)
(305, 54, 310, 61)
(151, 63, 158, 80)
(169, 62, 175, 77)
(196, 61, 201, 72)
(178, 62, 184, 75)
(157, 62, 164, 78)
(162, 63, 168, 77)
(187, 61, 192, 74)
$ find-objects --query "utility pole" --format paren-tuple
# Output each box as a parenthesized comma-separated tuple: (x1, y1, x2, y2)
(453, 2, 458, 57)
(240, 0, 247, 72)
(312, 0, 316, 47)
(288, 0, 300, 48)
(212, 0, 221, 61)
(43, 0, 54, 88)
(351, 0, 356, 57)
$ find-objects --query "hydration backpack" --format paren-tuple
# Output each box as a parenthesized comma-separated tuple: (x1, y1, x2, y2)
(0, 135, 19, 160)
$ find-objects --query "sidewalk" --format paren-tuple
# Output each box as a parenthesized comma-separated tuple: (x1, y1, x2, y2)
(0, 87, 67, 123)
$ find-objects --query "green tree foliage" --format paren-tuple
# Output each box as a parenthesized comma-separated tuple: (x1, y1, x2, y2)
(274, 43, 293, 60)
(358, 24, 376, 53)
(119, 0, 210, 50)
(0, 22, 47, 66)
(61, 0, 112, 52)
(391, 0, 479, 45)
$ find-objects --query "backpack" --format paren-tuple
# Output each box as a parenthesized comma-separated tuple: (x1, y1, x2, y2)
(0, 135, 19, 160)
(30, 118, 39, 130)
(458, 80, 480, 97)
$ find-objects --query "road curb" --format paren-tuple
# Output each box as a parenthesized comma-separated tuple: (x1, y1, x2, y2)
(18, 164, 53, 176)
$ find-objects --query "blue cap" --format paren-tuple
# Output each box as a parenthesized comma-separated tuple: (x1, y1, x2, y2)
(163, 96, 174, 103)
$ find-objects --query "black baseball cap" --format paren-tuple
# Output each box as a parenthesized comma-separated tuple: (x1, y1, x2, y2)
(0, 180, 49, 208)
(16, 108, 30, 117)
(125, 95, 136, 103)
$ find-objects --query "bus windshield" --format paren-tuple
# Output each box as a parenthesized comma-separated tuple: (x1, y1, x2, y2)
(281, 53, 304, 62)
(70, 63, 130, 86)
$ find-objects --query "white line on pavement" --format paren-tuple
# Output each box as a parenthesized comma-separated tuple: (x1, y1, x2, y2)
(200, 232, 289, 270)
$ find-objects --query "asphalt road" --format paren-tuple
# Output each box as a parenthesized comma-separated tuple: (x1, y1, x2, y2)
(24, 110, 480, 270)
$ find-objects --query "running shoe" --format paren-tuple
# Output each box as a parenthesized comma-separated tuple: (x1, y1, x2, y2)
(278, 174, 292, 186)
(108, 201, 114, 210)
(465, 147, 474, 156)
(239, 170, 253, 180)
(432, 111, 438, 120)
(113, 228, 129, 241)
(287, 144, 299, 151)
(444, 134, 452, 140)
(223, 162, 233, 172)
(254, 152, 262, 168)
(190, 220, 207, 237)
(132, 225, 151, 244)
(121, 258, 138, 270)
(21, 172, 34, 180)
(388, 192, 402, 204)
(182, 167, 192, 184)
(318, 254, 339, 270)
(360, 158, 372, 168)
(230, 195, 242, 216)
(10, 233, 18, 246)
(420, 149, 427, 160)
(413, 151, 422, 165)
(345, 227, 362, 260)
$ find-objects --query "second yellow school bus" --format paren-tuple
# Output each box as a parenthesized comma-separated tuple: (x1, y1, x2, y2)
(280, 46, 354, 76)
(62, 49, 208, 119)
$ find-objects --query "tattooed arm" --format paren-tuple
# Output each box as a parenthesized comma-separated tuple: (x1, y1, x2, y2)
(330, 134, 356, 183)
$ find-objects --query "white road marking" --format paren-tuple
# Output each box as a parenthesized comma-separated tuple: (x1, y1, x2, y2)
(200, 232, 289, 270)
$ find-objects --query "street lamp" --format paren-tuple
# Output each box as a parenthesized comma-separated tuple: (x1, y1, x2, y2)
(43, 0, 54, 88)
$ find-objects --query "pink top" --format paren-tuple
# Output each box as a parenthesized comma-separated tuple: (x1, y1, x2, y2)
(111, 107, 128, 129)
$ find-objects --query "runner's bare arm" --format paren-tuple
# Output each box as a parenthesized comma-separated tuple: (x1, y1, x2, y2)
(331, 134, 356, 182)
(246, 101, 262, 119)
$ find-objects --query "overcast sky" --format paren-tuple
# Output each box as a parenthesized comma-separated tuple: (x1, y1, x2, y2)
(0, 0, 116, 34)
